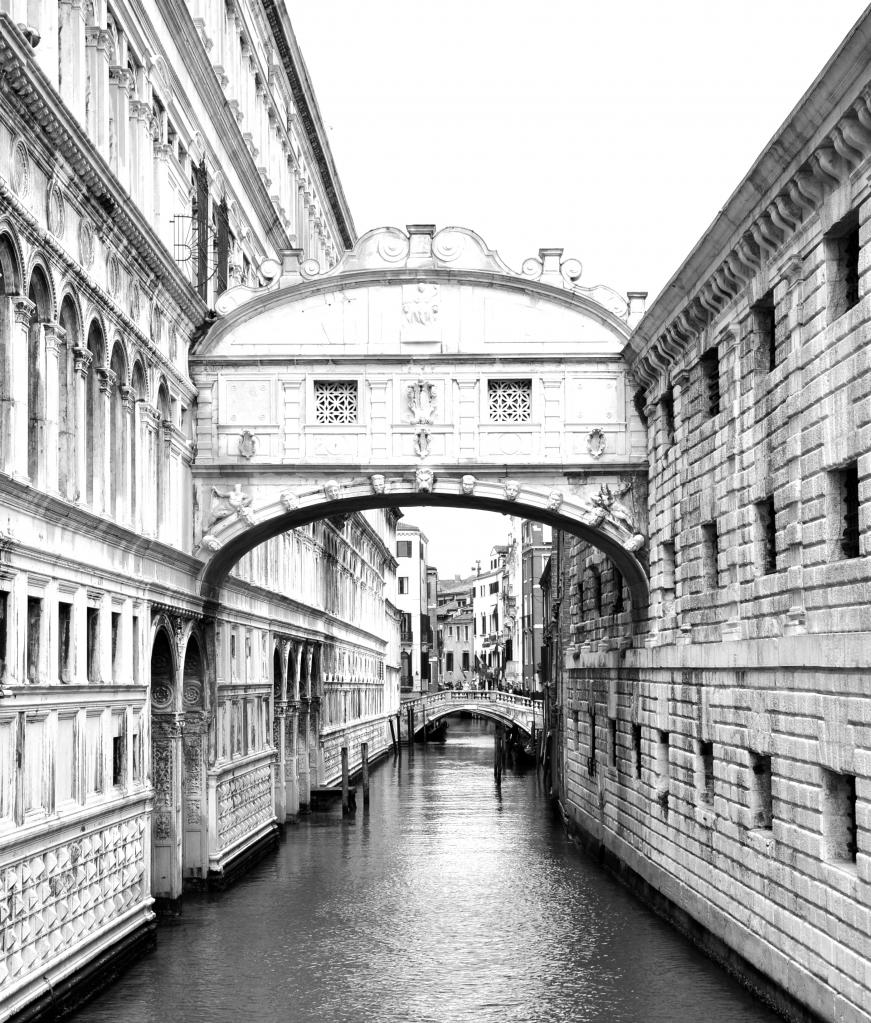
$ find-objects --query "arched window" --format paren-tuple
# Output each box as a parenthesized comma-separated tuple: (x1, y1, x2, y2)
(27, 265, 52, 486)
(0, 234, 23, 469)
(109, 342, 127, 520)
(57, 296, 80, 501)
(85, 320, 105, 509)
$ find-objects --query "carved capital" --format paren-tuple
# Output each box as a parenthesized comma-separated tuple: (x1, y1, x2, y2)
(98, 367, 117, 396)
(12, 296, 34, 327)
(120, 384, 135, 413)
(42, 322, 65, 356)
(73, 345, 93, 378)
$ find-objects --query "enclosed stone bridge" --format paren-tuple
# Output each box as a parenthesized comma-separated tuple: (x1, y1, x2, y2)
(189, 225, 650, 605)
(399, 689, 543, 741)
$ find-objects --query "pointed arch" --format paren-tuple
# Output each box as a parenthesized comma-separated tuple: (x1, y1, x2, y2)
(26, 263, 52, 484)
(85, 318, 105, 509)
(57, 293, 80, 499)
(109, 339, 128, 520)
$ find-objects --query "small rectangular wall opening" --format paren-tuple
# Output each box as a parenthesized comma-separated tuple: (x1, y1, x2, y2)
(587, 710, 597, 776)
(755, 496, 777, 575)
(701, 521, 720, 589)
(825, 210, 860, 322)
(822, 768, 857, 864)
(698, 740, 715, 805)
(661, 388, 675, 447)
(111, 611, 121, 683)
(632, 723, 642, 779)
(749, 752, 773, 829)
(699, 347, 721, 418)
(656, 730, 670, 816)
(828, 462, 861, 560)
(608, 717, 617, 768)
(753, 290, 777, 373)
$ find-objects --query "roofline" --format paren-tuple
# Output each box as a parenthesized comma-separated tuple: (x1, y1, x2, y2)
(262, 1, 357, 250)
(627, 4, 871, 366)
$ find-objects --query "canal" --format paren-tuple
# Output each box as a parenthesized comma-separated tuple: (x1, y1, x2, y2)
(77, 718, 782, 1023)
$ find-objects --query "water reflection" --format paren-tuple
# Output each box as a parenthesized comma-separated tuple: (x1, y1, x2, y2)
(78, 717, 781, 1023)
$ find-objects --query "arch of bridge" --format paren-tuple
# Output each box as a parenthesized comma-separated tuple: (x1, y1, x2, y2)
(413, 691, 542, 736)
(190, 225, 649, 601)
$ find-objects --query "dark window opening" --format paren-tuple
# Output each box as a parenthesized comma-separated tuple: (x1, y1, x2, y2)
(633, 388, 648, 428)
(822, 769, 857, 863)
(87, 607, 100, 684)
(612, 566, 624, 614)
(0, 591, 8, 683)
(702, 521, 720, 589)
(112, 734, 124, 787)
(826, 211, 860, 322)
(396, 541, 412, 558)
(833, 462, 861, 559)
(632, 723, 642, 779)
(754, 291, 777, 373)
(700, 347, 720, 418)
(58, 601, 72, 683)
(27, 596, 42, 683)
(700, 740, 715, 805)
(661, 388, 675, 446)
(215, 197, 229, 297)
(111, 611, 121, 682)
(750, 753, 773, 830)
(609, 717, 617, 768)
(756, 496, 777, 575)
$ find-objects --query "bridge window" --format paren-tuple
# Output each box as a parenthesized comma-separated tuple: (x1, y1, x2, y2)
(822, 768, 857, 863)
(314, 380, 358, 424)
(488, 379, 531, 422)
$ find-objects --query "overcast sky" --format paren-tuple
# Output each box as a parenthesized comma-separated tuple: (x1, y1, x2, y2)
(286, 0, 865, 577)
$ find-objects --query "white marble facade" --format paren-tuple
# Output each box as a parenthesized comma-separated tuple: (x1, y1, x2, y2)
(0, 4, 397, 1018)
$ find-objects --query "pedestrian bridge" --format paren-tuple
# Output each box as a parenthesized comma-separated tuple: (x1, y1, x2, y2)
(190, 224, 650, 609)
(400, 689, 544, 740)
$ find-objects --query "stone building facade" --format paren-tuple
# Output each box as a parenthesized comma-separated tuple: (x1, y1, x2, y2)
(547, 15, 871, 1023)
(0, 4, 398, 1020)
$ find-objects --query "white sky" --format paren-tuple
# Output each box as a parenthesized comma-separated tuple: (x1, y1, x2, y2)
(286, 0, 865, 576)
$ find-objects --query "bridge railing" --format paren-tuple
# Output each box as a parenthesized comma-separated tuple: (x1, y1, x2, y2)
(397, 689, 543, 742)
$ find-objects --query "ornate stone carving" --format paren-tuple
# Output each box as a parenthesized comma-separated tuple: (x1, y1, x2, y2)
(217, 765, 272, 850)
(324, 479, 341, 501)
(623, 533, 645, 552)
(547, 490, 563, 512)
(238, 430, 256, 459)
(151, 683, 173, 709)
(415, 467, 434, 492)
(587, 428, 606, 459)
(11, 138, 30, 198)
(592, 483, 636, 533)
(78, 217, 95, 268)
(503, 479, 520, 501)
(47, 181, 65, 237)
(280, 489, 299, 511)
(201, 534, 222, 551)
(106, 254, 120, 296)
(460, 474, 476, 496)
(129, 281, 141, 320)
(369, 474, 386, 494)
(407, 378, 436, 424)
(402, 282, 439, 327)
(414, 427, 431, 458)
(209, 483, 254, 527)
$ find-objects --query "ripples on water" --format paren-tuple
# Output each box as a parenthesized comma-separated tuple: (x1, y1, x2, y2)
(78, 718, 782, 1023)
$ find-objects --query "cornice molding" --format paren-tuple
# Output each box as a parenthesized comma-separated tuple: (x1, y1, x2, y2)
(261, 0, 356, 251)
(627, 10, 871, 391)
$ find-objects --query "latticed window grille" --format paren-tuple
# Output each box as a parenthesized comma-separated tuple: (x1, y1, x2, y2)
(314, 380, 358, 424)
(488, 379, 532, 422)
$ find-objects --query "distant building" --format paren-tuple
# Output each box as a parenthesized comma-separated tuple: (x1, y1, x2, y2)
(472, 545, 510, 685)
(521, 521, 552, 690)
(426, 566, 439, 690)
(436, 574, 476, 687)
(395, 523, 430, 693)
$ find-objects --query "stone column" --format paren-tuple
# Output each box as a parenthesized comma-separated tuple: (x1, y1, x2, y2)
(154, 143, 174, 250)
(98, 368, 116, 518)
(72, 346, 92, 504)
(121, 386, 134, 527)
(58, 0, 87, 126)
(670, 367, 690, 630)
(140, 403, 159, 537)
(43, 322, 64, 495)
(274, 700, 287, 822)
(151, 715, 185, 906)
(10, 297, 33, 480)
(129, 101, 154, 220)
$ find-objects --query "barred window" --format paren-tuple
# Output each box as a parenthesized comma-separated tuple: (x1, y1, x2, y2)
(488, 379, 532, 422)
(314, 380, 358, 424)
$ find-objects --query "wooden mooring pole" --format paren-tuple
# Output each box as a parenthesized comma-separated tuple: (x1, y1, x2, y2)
(494, 725, 503, 785)
(341, 746, 351, 815)
(407, 704, 415, 751)
(389, 717, 397, 755)
(361, 741, 370, 806)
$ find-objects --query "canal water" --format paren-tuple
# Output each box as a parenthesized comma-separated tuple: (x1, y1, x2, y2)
(78, 717, 782, 1023)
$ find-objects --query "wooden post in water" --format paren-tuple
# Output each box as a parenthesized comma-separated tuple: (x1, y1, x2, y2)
(494, 724, 503, 784)
(388, 717, 397, 755)
(406, 704, 415, 751)
(341, 745, 351, 815)
(361, 741, 370, 806)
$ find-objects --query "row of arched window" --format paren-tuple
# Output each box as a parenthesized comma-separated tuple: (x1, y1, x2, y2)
(0, 228, 188, 543)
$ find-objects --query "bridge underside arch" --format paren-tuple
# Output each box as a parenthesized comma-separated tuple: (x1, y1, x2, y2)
(197, 479, 648, 610)
(418, 705, 535, 737)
